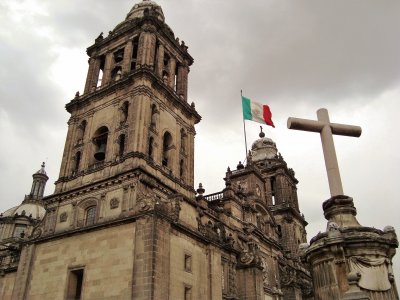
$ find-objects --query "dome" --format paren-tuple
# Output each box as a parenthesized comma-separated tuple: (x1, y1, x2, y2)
(251, 133, 278, 161)
(1, 203, 46, 220)
(126, 0, 165, 22)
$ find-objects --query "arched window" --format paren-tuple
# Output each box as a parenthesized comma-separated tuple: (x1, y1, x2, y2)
(85, 206, 96, 226)
(162, 132, 173, 167)
(93, 126, 109, 161)
(118, 134, 125, 157)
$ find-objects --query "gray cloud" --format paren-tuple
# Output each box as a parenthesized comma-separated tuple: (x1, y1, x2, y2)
(0, 0, 399, 269)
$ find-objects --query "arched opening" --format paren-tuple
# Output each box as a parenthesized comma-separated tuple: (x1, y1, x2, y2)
(150, 104, 158, 128)
(96, 55, 105, 87)
(131, 36, 139, 71)
(120, 101, 129, 124)
(111, 66, 122, 81)
(118, 134, 125, 157)
(179, 159, 184, 178)
(93, 126, 109, 161)
(77, 120, 87, 144)
(148, 137, 154, 159)
(85, 206, 96, 226)
(74, 151, 81, 173)
(180, 128, 186, 153)
(271, 176, 276, 205)
(162, 131, 173, 167)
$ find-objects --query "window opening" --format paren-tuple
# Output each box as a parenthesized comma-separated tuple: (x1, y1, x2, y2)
(96, 56, 105, 87)
(180, 159, 184, 178)
(184, 254, 192, 272)
(113, 48, 124, 63)
(271, 177, 276, 205)
(85, 206, 96, 226)
(67, 268, 84, 300)
(93, 126, 109, 161)
(74, 151, 81, 173)
(77, 120, 87, 144)
(162, 132, 173, 167)
(184, 286, 192, 300)
(120, 101, 129, 124)
(131, 37, 139, 70)
(111, 66, 122, 81)
(118, 134, 125, 157)
(13, 224, 27, 238)
(148, 137, 154, 159)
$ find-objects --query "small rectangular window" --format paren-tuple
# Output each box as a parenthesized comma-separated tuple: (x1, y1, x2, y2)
(184, 285, 192, 300)
(184, 254, 192, 272)
(67, 268, 84, 300)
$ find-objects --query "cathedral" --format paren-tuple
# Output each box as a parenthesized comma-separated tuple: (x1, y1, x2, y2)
(0, 1, 398, 299)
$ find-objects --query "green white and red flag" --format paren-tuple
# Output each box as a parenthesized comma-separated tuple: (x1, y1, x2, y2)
(241, 96, 275, 128)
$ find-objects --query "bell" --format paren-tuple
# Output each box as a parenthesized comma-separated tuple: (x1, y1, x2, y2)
(94, 143, 106, 161)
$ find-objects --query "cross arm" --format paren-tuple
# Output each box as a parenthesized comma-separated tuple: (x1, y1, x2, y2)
(287, 117, 324, 133)
(287, 118, 362, 137)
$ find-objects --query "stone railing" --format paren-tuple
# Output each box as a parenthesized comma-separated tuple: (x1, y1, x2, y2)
(204, 192, 224, 202)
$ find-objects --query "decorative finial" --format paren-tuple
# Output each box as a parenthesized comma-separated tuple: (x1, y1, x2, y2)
(41, 162, 45, 168)
(259, 126, 265, 138)
(196, 183, 205, 195)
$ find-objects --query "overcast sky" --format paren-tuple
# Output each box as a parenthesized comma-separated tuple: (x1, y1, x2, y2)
(1, 0, 400, 270)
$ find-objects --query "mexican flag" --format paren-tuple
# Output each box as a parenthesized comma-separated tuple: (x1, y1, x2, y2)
(242, 96, 275, 128)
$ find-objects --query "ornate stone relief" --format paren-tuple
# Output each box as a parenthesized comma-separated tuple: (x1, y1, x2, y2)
(110, 198, 119, 209)
(59, 212, 68, 223)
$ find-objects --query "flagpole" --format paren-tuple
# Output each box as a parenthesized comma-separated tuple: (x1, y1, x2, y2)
(241, 90, 248, 161)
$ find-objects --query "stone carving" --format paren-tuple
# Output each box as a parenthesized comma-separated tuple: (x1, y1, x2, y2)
(110, 198, 119, 209)
(349, 256, 392, 291)
(238, 240, 262, 267)
(59, 212, 68, 223)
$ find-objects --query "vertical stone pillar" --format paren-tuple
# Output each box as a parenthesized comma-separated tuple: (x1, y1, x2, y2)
(81, 113, 94, 170)
(187, 129, 195, 187)
(168, 58, 176, 90)
(101, 52, 113, 85)
(156, 44, 164, 77)
(176, 64, 189, 100)
(237, 267, 264, 300)
(11, 244, 36, 300)
(132, 216, 171, 300)
(122, 39, 134, 75)
(137, 32, 146, 68)
(147, 33, 157, 68)
(84, 57, 96, 94)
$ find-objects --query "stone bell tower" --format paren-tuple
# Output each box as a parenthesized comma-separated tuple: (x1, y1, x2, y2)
(55, 0, 200, 199)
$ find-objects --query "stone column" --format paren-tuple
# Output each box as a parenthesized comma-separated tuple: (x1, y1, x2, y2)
(122, 39, 134, 75)
(101, 52, 113, 85)
(176, 64, 189, 100)
(147, 33, 157, 68)
(168, 58, 176, 89)
(84, 57, 96, 94)
(156, 44, 164, 77)
(137, 32, 146, 67)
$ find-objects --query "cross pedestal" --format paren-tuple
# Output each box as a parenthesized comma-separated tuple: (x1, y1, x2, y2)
(287, 108, 361, 197)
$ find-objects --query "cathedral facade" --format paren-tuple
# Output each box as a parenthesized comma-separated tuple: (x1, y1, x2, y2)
(0, 1, 397, 300)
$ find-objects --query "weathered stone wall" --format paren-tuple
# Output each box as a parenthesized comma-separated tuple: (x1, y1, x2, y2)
(169, 229, 219, 300)
(0, 271, 16, 300)
(25, 222, 135, 300)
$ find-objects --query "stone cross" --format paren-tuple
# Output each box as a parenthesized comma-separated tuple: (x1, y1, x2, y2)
(287, 108, 362, 197)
